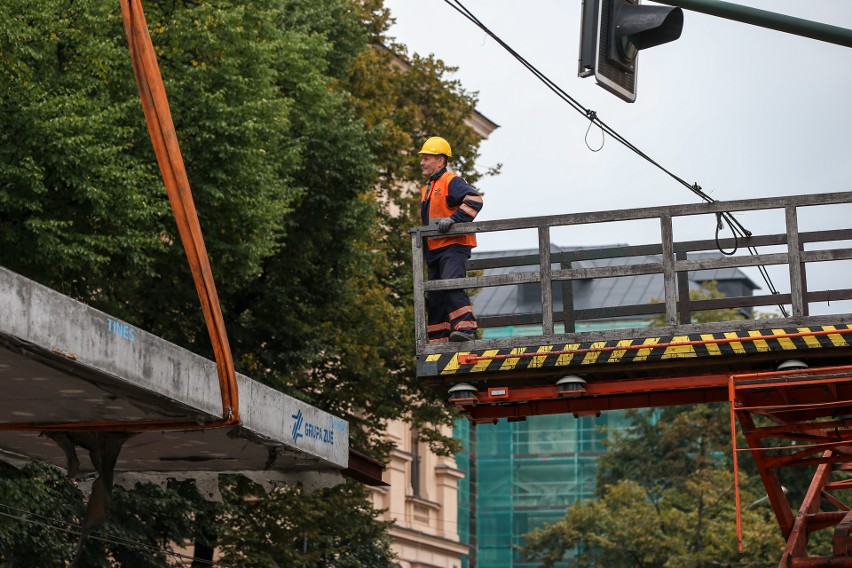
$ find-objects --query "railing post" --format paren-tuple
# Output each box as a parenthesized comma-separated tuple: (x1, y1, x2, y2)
(660, 213, 678, 325)
(560, 253, 576, 334)
(676, 249, 692, 324)
(411, 230, 427, 353)
(786, 206, 806, 317)
(539, 225, 554, 338)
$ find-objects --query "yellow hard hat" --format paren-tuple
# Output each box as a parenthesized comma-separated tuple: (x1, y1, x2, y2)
(418, 136, 452, 158)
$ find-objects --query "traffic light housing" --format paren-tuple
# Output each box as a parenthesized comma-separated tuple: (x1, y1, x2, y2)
(578, 0, 683, 102)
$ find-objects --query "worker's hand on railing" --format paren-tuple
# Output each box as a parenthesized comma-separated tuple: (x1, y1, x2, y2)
(436, 217, 455, 233)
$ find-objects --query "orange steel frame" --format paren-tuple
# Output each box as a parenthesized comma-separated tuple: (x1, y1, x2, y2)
(729, 365, 852, 567)
(456, 372, 730, 423)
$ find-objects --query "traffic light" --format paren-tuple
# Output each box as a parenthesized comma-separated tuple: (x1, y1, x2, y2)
(578, 0, 683, 102)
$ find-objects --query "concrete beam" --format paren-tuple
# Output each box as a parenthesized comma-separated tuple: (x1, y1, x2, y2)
(0, 265, 365, 486)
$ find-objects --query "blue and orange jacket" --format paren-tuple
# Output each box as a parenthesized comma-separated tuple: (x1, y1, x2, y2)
(420, 168, 483, 251)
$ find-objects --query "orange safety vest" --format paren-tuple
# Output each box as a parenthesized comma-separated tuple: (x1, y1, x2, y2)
(421, 172, 477, 251)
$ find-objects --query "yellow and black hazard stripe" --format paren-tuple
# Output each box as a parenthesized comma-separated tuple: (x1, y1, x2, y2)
(419, 325, 852, 377)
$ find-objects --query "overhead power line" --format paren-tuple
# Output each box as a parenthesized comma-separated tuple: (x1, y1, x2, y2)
(441, 0, 788, 315)
(0, 502, 233, 568)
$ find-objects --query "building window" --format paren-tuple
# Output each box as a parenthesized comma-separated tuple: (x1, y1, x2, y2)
(411, 427, 421, 497)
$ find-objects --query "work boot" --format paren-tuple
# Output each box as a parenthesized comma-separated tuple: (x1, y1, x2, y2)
(449, 331, 476, 343)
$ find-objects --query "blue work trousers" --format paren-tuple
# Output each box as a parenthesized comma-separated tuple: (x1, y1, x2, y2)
(426, 246, 478, 342)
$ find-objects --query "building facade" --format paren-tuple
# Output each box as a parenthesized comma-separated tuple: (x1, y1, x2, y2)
(371, 420, 469, 568)
(455, 410, 631, 568)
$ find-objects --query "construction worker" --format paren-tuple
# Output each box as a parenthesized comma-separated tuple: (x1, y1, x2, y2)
(418, 136, 483, 343)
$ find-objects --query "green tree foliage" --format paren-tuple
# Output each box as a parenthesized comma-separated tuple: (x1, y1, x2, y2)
(0, 462, 200, 566)
(1, 0, 490, 564)
(0, 462, 84, 566)
(597, 405, 735, 505)
(0, 0, 168, 304)
(219, 478, 393, 568)
(520, 406, 785, 567)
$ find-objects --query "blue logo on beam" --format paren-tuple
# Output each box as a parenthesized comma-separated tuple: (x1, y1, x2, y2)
(291, 409, 304, 442)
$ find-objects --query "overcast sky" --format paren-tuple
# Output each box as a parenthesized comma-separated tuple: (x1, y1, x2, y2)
(384, 0, 852, 315)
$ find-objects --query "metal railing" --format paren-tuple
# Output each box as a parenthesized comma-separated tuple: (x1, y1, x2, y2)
(411, 191, 852, 356)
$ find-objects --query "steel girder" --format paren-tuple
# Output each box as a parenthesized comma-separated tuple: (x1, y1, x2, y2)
(730, 365, 852, 567)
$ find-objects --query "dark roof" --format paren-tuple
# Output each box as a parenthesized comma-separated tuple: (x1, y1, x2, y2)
(471, 245, 760, 319)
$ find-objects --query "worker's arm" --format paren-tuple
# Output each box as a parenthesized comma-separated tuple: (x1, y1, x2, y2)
(446, 177, 483, 223)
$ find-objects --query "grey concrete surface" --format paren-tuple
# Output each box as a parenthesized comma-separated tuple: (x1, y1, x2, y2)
(0, 265, 350, 489)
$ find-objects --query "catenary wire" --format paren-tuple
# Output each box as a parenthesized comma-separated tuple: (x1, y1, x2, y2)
(441, 0, 788, 315)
